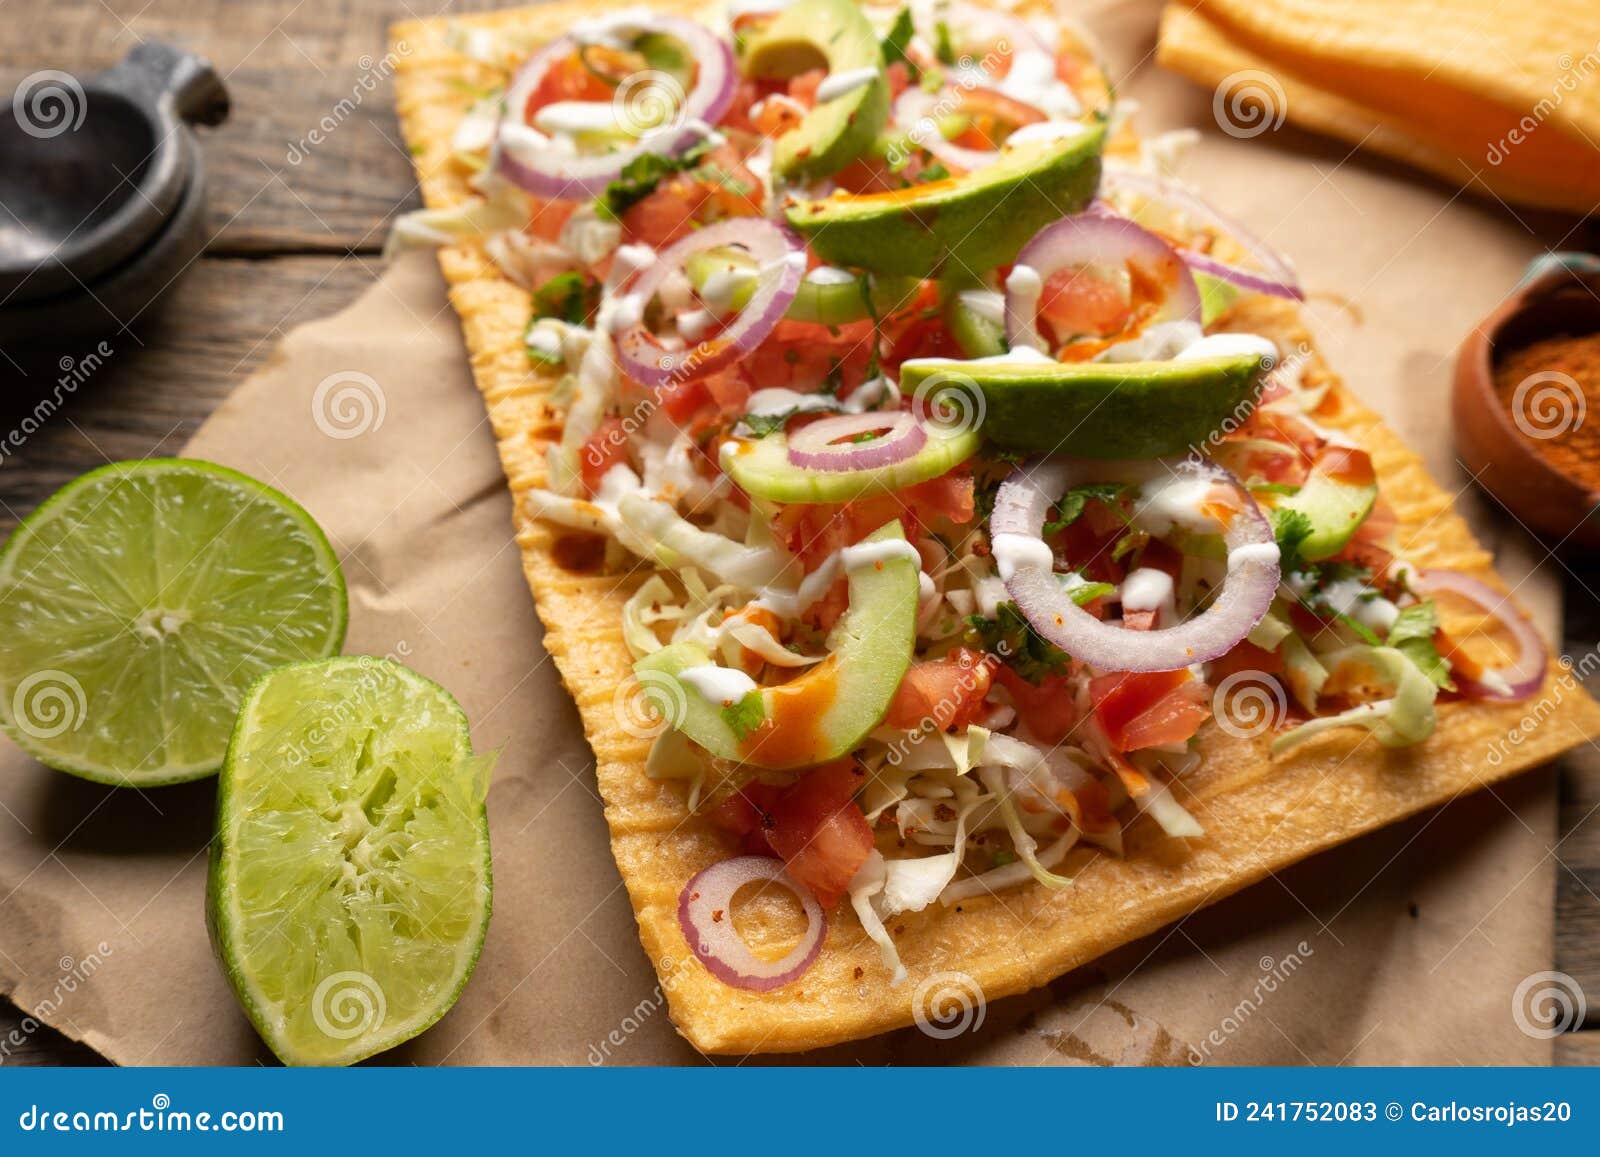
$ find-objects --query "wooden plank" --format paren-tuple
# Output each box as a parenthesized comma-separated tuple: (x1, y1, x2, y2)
(1555, 1029, 1600, 1066)
(0, 1008, 107, 1067)
(0, 0, 512, 251)
(0, 254, 377, 532)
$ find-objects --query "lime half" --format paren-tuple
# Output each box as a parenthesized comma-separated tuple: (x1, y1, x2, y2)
(208, 658, 493, 1067)
(0, 459, 347, 785)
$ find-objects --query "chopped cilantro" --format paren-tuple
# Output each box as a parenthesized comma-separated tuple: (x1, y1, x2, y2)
(1066, 578, 1116, 605)
(740, 409, 795, 438)
(881, 8, 921, 81)
(721, 691, 766, 741)
(1327, 609, 1383, 647)
(1042, 483, 1128, 537)
(1387, 600, 1455, 689)
(530, 271, 600, 327)
(933, 20, 956, 64)
(990, 849, 1017, 868)
(595, 139, 714, 219)
(1270, 507, 1314, 576)
(968, 601, 1072, 684)
(1110, 529, 1146, 563)
(919, 160, 951, 183)
(973, 454, 1024, 521)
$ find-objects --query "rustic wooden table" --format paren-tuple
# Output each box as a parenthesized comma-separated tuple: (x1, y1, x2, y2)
(1, 0, 1598, 1066)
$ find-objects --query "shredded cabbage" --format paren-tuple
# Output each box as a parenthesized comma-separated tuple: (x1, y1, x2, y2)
(1246, 609, 1293, 652)
(638, 432, 723, 507)
(383, 177, 532, 260)
(859, 759, 918, 822)
(1135, 779, 1204, 838)
(558, 204, 623, 266)
(978, 764, 1076, 889)
(1272, 645, 1438, 754)
(622, 575, 677, 658)
(548, 332, 619, 496)
(719, 615, 823, 668)
(616, 493, 797, 591)
(848, 772, 984, 985)
(622, 569, 748, 662)
(523, 487, 621, 537)
(646, 728, 706, 811)
(486, 230, 579, 290)
(941, 725, 988, 775)
(848, 853, 906, 984)
(1280, 633, 1328, 713)
(940, 830, 1079, 905)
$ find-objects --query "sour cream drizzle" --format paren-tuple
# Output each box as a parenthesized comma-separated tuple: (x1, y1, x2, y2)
(680, 663, 760, 706)
(753, 539, 921, 619)
(815, 66, 881, 103)
(990, 532, 1055, 581)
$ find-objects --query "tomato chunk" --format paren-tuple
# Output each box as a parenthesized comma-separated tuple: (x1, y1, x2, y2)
(762, 761, 874, 908)
(993, 667, 1080, 745)
(885, 647, 995, 732)
(619, 144, 764, 248)
(578, 416, 630, 496)
(1090, 670, 1210, 752)
(708, 781, 784, 856)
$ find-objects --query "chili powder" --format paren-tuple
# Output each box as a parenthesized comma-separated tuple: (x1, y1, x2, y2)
(1492, 331, 1600, 486)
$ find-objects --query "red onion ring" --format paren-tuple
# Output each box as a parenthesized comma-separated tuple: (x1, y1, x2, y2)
(990, 457, 1279, 672)
(1100, 170, 1304, 301)
(786, 411, 928, 472)
(1004, 212, 1202, 354)
(677, 856, 826, 991)
(615, 217, 804, 388)
(1411, 569, 1548, 701)
(493, 13, 736, 200)
(943, 1, 1053, 60)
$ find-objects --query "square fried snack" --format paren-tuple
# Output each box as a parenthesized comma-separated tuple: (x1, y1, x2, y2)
(392, 0, 1600, 1053)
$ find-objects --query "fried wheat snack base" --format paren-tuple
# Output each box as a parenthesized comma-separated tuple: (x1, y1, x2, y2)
(391, 0, 1600, 1055)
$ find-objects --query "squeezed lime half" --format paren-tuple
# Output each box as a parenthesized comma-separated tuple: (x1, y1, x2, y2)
(0, 459, 347, 785)
(207, 657, 493, 1067)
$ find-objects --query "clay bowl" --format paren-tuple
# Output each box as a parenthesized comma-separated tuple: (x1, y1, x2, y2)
(1453, 266, 1600, 550)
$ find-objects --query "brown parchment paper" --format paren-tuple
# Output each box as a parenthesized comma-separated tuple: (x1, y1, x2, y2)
(0, 0, 1581, 1065)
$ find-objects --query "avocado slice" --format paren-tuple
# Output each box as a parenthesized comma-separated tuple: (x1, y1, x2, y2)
(1196, 273, 1241, 325)
(684, 247, 918, 325)
(942, 288, 1008, 358)
(785, 128, 1104, 278)
(634, 520, 918, 769)
(725, 426, 980, 504)
(741, 0, 888, 181)
(896, 350, 1267, 459)
(1274, 447, 1378, 562)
